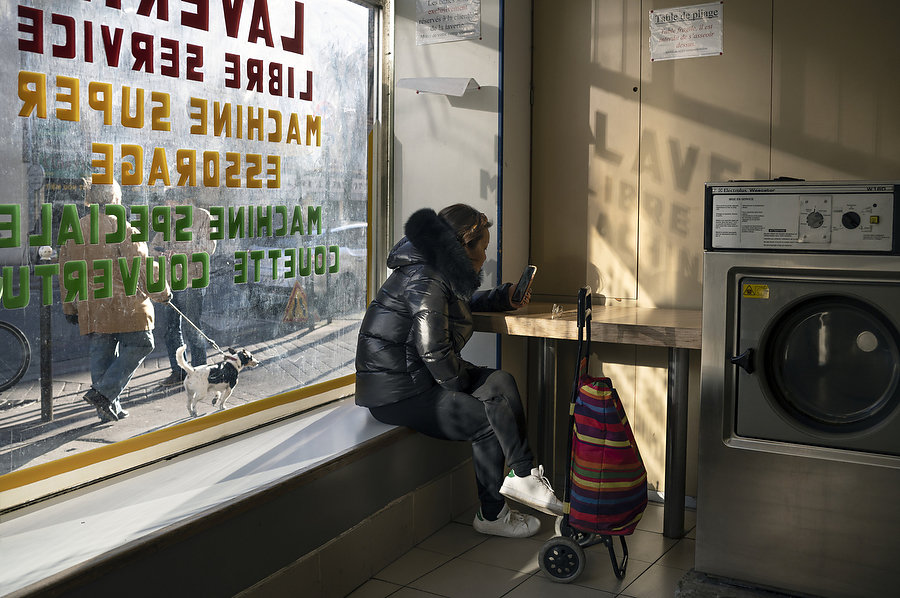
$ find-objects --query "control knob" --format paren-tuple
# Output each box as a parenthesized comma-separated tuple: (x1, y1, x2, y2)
(806, 211, 824, 229)
(841, 211, 861, 229)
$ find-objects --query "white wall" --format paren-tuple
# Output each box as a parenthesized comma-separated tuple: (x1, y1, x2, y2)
(392, 0, 531, 368)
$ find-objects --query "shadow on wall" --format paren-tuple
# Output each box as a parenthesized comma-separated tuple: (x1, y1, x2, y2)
(579, 0, 900, 309)
(534, 0, 900, 500)
(447, 85, 499, 113)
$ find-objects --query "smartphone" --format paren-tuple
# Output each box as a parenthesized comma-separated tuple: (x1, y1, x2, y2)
(511, 265, 537, 303)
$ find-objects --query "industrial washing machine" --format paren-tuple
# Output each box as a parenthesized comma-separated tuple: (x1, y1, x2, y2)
(696, 181, 900, 598)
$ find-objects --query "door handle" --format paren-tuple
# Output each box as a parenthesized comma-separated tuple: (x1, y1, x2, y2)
(730, 348, 754, 374)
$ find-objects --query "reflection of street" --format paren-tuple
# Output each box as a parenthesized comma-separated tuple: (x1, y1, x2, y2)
(0, 314, 362, 477)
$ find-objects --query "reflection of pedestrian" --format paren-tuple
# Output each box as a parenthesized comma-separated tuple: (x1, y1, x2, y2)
(59, 180, 171, 422)
(153, 202, 216, 388)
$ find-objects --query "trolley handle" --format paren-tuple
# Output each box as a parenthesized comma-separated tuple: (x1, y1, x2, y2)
(570, 286, 592, 404)
(577, 286, 592, 329)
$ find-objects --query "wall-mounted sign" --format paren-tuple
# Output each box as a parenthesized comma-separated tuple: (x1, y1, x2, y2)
(416, 0, 481, 46)
(649, 1, 724, 61)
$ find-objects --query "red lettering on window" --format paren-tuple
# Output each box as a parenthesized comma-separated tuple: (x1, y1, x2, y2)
(101, 25, 124, 67)
(51, 14, 76, 59)
(137, 0, 169, 20)
(222, 0, 243, 37)
(281, 2, 304, 55)
(246, 58, 263, 91)
(224, 53, 241, 89)
(248, 0, 274, 47)
(18, 5, 43, 54)
(186, 44, 204, 82)
(160, 37, 179, 77)
(181, 0, 209, 30)
(131, 32, 154, 73)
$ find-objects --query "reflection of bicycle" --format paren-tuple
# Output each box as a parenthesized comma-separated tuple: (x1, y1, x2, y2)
(0, 320, 31, 392)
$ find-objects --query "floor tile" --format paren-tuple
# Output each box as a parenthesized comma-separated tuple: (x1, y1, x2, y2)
(373, 547, 452, 586)
(346, 579, 402, 598)
(635, 503, 697, 539)
(658, 538, 695, 571)
(683, 509, 697, 533)
(635, 502, 664, 534)
(620, 563, 687, 598)
(452, 505, 479, 525)
(564, 551, 652, 594)
(410, 557, 530, 598)
(584, 529, 676, 564)
(458, 535, 545, 574)
(504, 574, 616, 598)
(414, 476, 454, 543)
(528, 510, 564, 542)
(388, 588, 449, 598)
(416, 521, 487, 557)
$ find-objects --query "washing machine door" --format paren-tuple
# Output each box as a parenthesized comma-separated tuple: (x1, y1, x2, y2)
(733, 276, 900, 455)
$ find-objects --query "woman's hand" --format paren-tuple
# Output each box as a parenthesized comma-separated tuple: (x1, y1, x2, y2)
(508, 285, 531, 309)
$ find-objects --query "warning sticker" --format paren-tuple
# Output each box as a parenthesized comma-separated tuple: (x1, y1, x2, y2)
(742, 284, 769, 299)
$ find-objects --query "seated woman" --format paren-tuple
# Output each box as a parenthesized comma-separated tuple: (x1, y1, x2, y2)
(355, 204, 562, 538)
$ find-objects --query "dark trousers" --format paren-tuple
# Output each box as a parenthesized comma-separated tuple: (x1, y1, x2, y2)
(165, 288, 207, 373)
(369, 368, 534, 519)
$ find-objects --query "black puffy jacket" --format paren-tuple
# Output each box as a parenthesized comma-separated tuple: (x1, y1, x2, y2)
(355, 208, 513, 408)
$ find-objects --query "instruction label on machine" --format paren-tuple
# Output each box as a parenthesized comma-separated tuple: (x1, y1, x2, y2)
(710, 189, 894, 251)
(711, 195, 799, 248)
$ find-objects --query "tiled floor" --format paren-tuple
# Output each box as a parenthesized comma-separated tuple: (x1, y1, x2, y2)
(347, 501, 696, 598)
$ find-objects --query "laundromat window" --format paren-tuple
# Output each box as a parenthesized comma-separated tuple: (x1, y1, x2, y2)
(0, 0, 384, 506)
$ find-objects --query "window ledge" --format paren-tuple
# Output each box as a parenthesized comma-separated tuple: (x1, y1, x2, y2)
(0, 397, 403, 596)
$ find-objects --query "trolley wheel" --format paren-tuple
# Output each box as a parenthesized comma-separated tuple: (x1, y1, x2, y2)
(0, 321, 30, 392)
(539, 536, 585, 583)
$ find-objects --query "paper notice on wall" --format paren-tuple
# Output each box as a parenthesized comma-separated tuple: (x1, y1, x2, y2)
(649, 1, 723, 61)
(416, 0, 481, 45)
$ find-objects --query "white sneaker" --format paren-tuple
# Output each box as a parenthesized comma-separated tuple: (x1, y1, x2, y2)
(499, 465, 564, 516)
(472, 504, 540, 538)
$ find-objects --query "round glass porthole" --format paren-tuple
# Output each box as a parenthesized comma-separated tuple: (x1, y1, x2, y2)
(760, 295, 900, 434)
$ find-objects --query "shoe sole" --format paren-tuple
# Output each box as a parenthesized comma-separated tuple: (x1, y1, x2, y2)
(499, 486, 563, 516)
(472, 520, 540, 538)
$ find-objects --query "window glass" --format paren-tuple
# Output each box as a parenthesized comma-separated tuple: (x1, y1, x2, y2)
(0, 0, 377, 486)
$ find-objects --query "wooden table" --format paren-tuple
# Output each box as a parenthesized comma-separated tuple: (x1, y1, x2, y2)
(473, 301, 701, 538)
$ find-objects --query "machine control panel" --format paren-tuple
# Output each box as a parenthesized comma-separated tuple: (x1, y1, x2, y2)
(705, 182, 898, 252)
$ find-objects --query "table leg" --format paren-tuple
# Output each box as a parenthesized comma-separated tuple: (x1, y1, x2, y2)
(535, 337, 557, 479)
(664, 347, 690, 538)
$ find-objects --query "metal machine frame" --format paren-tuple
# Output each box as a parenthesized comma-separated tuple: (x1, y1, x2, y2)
(697, 182, 900, 598)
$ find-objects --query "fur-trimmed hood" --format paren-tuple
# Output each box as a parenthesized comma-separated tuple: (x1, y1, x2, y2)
(357, 208, 513, 408)
(387, 208, 482, 299)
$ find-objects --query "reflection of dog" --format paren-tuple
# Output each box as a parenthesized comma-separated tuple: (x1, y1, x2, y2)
(176, 345, 259, 417)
